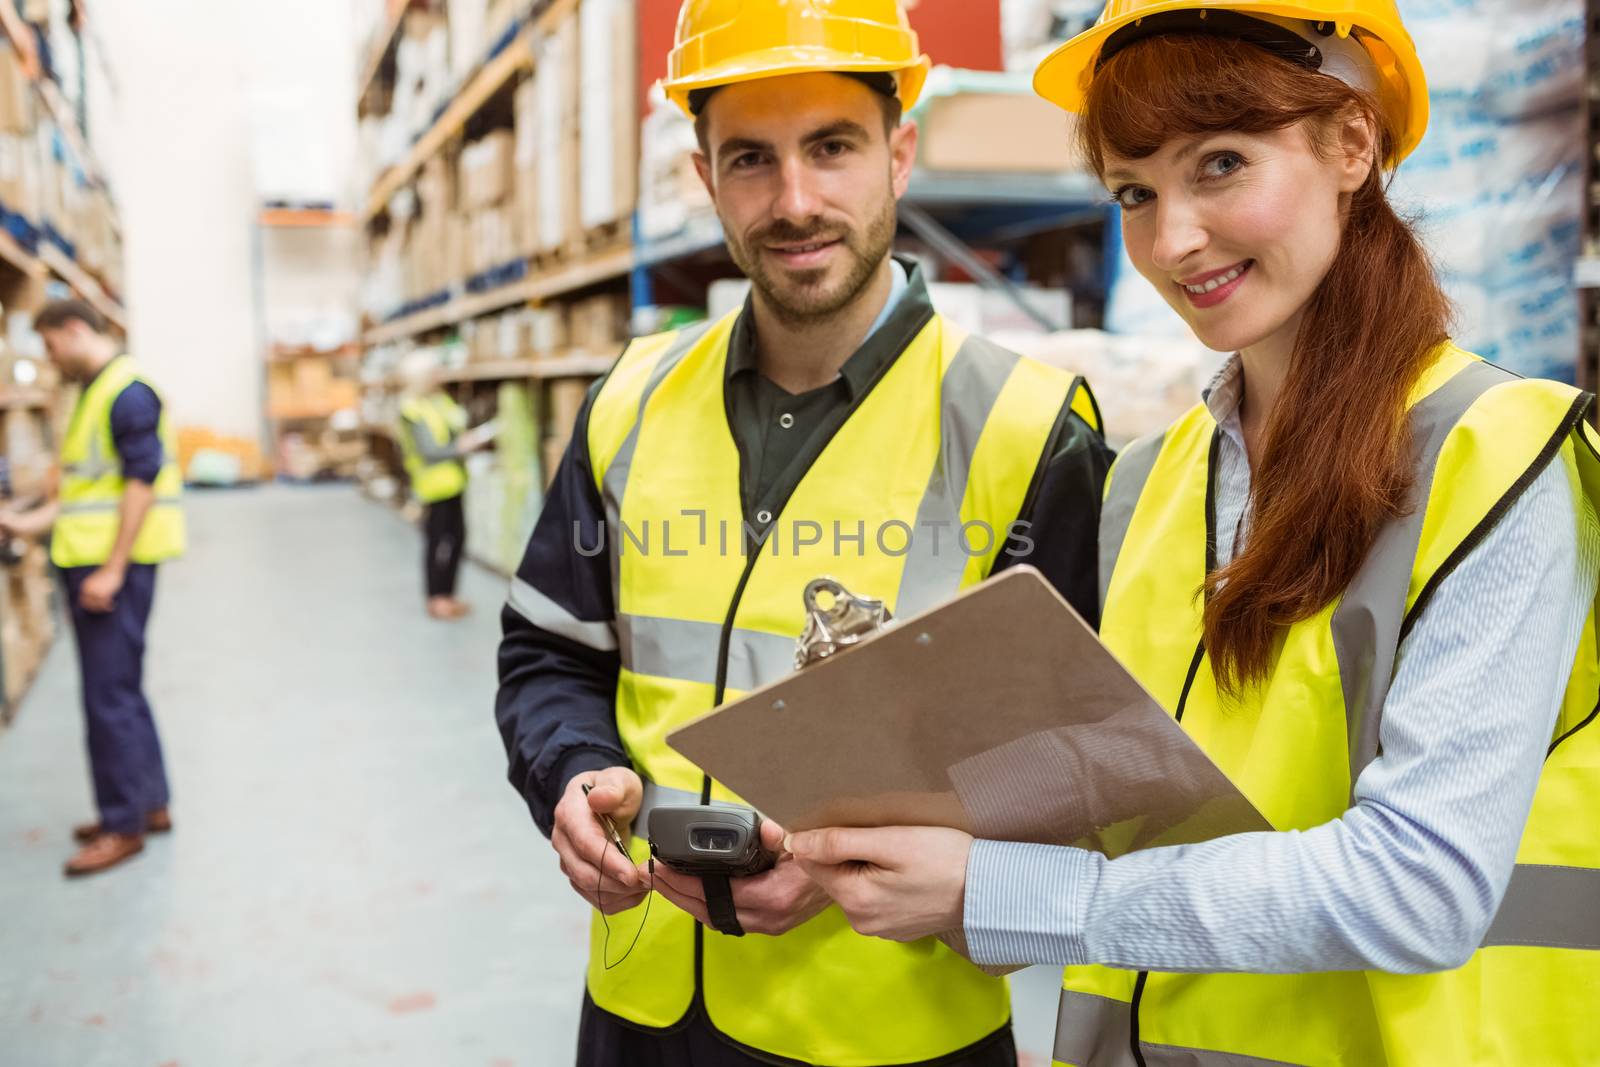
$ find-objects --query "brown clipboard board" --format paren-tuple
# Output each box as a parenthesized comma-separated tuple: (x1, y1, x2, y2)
(667, 565, 1271, 858)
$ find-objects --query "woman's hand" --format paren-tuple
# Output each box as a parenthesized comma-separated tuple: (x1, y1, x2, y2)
(787, 826, 973, 942)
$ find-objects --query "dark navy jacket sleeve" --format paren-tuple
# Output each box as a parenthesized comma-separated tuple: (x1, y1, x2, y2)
(994, 405, 1114, 629)
(109, 382, 164, 484)
(495, 378, 628, 838)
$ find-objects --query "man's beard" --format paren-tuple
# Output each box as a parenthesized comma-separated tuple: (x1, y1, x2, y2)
(726, 194, 898, 330)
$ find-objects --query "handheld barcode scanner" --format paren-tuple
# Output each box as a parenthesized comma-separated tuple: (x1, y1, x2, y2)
(646, 806, 776, 879)
(647, 805, 777, 938)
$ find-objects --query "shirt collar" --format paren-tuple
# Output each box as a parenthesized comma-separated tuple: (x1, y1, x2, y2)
(1202, 353, 1248, 449)
(727, 256, 930, 398)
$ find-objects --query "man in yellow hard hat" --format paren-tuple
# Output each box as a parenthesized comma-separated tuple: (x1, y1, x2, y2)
(495, 2, 1111, 1064)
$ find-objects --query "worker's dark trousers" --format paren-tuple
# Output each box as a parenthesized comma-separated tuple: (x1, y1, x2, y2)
(62, 563, 168, 836)
(424, 493, 466, 598)
(577, 993, 1019, 1066)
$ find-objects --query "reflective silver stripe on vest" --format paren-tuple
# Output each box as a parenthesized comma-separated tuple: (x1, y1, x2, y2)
(600, 322, 715, 613)
(59, 497, 183, 516)
(1482, 863, 1600, 950)
(1333, 359, 1511, 787)
(1142, 1043, 1305, 1066)
(63, 459, 118, 481)
(65, 423, 119, 483)
(1054, 990, 1138, 1067)
(617, 612, 796, 691)
(631, 778, 738, 839)
(894, 334, 1022, 619)
(1053, 990, 1303, 1066)
(1097, 430, 1167, 615)
(506, 577, 618, 652)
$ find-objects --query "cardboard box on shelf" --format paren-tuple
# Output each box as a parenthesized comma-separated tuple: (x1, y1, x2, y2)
(15, 127, 39, 219)
(534, 13, 580, 254)
(915, 76, 1075, 174)
(637, 88, 713, 241)
(418, 154, 456, 215)
(1, 616, 42, 709)
(495, 309, 528, 360)
(268, 363, 296, 412)
(568, 293, 628, 351)
(449, 210, 473, 283)
(0, 133, 24, 210)
(528, 304, 568, 356)
(447, 0, 489, 81)
(472, 314, 500, 362)
(178, 428, 268, 483)
(0, 43, 30, 133)
(2, 408, 51, 501)
(8, 545, 52, 642)
(512, 77, 539, 256)
(579, 0, 639, 232)
(328, 380, 362, 411)
(548, 379, 590, 440)
(292, 357, 335, 400)
(468, 206, 515, 275)
(460, 129, 515, 211)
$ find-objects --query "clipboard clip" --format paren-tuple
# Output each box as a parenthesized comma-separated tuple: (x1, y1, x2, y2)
(795, 577, 894, 670)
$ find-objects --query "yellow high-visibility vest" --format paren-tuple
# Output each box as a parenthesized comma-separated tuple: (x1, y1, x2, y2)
(398, 392, 467, 503)
(584, 310, 1099, 1065)
(1055, 344, 1600, 1066)
(53, 355, 186, 568)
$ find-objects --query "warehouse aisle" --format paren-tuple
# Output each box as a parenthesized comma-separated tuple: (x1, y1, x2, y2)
(0, 485, 1061, 1066)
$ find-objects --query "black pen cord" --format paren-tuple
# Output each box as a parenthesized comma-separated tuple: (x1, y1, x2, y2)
(596, 839, 653, 970)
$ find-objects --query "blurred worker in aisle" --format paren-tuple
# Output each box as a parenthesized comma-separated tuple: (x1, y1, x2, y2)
(0, 299, 185, 878)
(396, 355, 494, 621)
(495, 2, 1111, 1065)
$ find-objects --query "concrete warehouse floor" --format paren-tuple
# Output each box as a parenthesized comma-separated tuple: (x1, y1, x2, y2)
(0, 485, 1061, 1066)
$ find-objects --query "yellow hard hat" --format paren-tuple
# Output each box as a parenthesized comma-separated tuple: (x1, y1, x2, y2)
(1033, 1, 1429, 164)
(663, 0, 933, 118)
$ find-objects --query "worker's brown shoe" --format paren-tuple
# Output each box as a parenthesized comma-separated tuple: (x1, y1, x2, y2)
(63, 832, 144, 877)
(72, 808, 172, 844)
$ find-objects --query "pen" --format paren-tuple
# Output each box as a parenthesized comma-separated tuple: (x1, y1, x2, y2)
(582, 782, 631, 860)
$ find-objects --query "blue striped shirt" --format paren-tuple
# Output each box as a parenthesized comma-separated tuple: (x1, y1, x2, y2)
(964, 356, 1600, 973)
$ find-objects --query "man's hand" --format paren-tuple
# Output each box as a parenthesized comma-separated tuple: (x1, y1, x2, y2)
(78, 564, 127, 615)
(788, 826, 973, 942)
(0, 504, 56, 540)
(645, 819, 831, 936)
(552, 767, 648, 915)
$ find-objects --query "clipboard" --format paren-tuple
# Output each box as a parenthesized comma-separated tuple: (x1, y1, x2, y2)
(666, 566, 1271, 859)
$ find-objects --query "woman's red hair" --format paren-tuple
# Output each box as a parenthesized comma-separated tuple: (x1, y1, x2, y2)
(1078, 34, 1452, 694)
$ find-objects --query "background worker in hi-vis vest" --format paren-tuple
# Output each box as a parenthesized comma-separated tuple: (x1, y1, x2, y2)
(495, 2, 1111, 1064)
(395, 354, 494, 621)
(791, 2, 1600, 1065)
(0, 299, 186, 879)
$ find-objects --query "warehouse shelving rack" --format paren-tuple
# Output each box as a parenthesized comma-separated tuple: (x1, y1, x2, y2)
(0, 0, 126, 330)
(252, 205, 364, 480)
(353, 0, 1116, 575)
(0, 0, 123, 722)
(355, 0, 639, 548)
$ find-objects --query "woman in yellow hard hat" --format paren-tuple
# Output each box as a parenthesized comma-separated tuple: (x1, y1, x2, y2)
(787, 2, 1600, 1064)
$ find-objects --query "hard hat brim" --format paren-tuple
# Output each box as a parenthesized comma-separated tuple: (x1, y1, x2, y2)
(664, 51, 932, 118)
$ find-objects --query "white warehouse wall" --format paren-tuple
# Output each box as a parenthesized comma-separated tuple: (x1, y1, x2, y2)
(84, 0, 359, 439)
